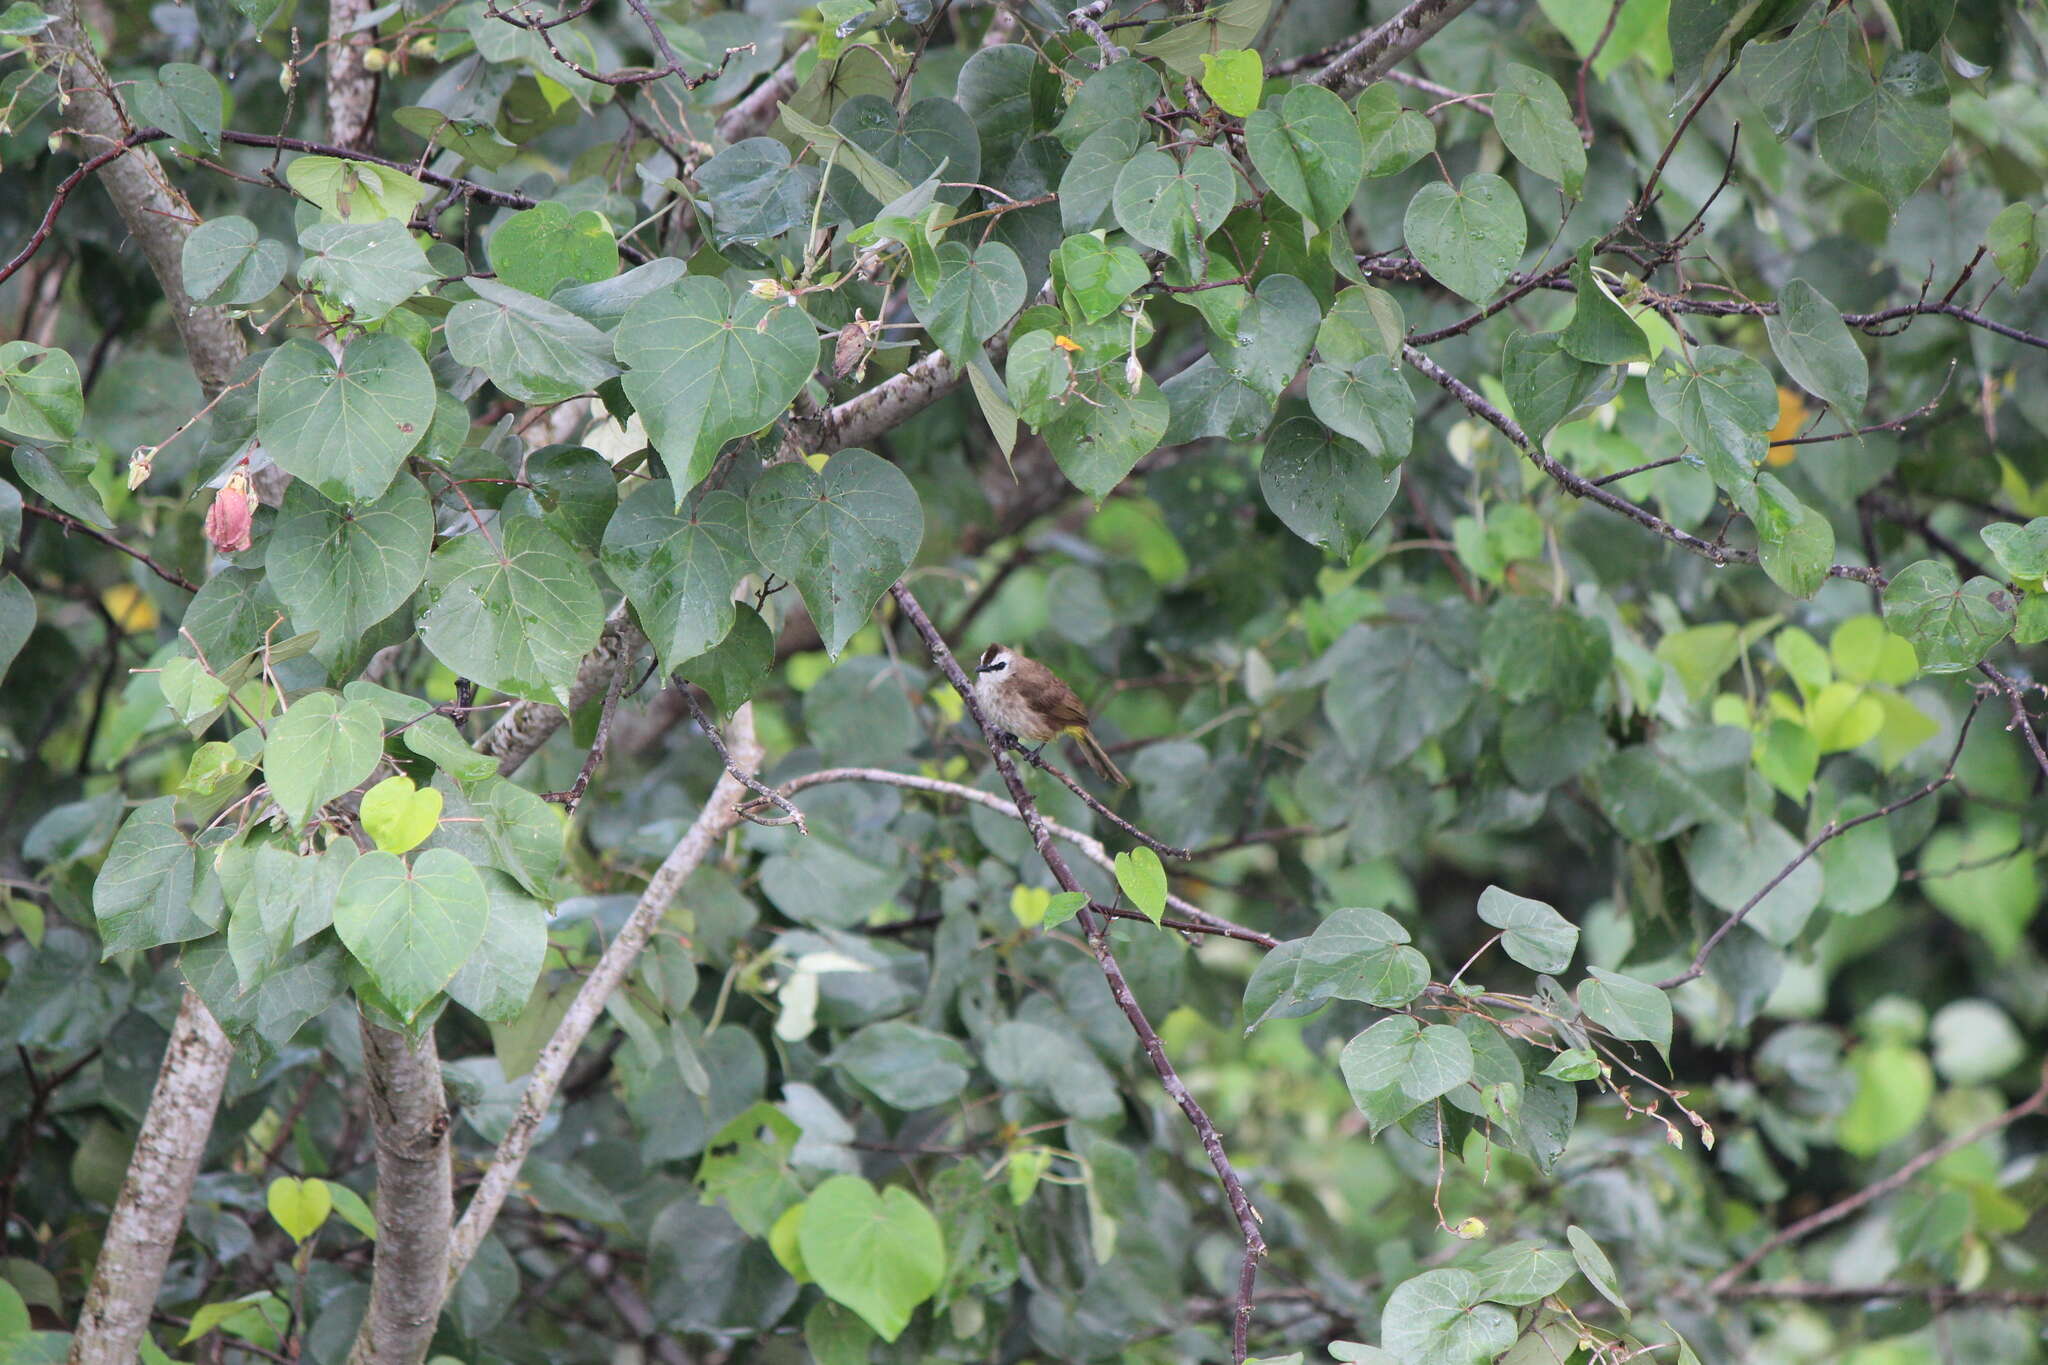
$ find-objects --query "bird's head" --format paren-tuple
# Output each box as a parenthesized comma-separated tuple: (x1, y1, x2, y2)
(976, 644, 1015, 676)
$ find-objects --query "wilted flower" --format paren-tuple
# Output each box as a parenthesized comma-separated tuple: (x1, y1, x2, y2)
(1123, 353, 1143, 390)
(127, 446, 157, 491)
(749, 278, 786, 301)
(205, 466, 255, 554)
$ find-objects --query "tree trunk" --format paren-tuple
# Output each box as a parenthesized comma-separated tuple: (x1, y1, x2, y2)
(346, 1017, 453, 1365)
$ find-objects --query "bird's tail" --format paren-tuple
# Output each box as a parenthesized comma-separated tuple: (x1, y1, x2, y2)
(1072, 726, 1129, 787)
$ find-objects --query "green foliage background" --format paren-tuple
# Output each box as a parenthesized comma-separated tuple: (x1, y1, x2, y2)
(3, 0, 2048, 1361)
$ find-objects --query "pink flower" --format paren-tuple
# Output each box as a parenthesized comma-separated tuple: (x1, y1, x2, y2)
(205, 467, 254, 554)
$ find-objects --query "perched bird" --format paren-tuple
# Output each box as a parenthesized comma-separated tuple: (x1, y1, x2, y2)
(973, 643, 1129, 786)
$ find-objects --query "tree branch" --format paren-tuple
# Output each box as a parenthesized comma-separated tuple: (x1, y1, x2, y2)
(1708, 1061, 2048, 1295)
(65, 992, 233, 1365)
(1717, 1282, 2048, 1308)
(446, 705, 765, 1282)
(21, 505, 199, 592)
(326, 0, 379, 149)
(40, 0, 247, 394)
(889, 584, 1269, 1363)
(1311, 0, 1478, 98)
(347, 1017, 452, 1365)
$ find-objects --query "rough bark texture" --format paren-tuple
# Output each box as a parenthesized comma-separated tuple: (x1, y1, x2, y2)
(347, 1017, 454, 1365)
(66, 992, 233, 1365)
(446, 706, 763, 1282)
(1312, 0, 1478, 97)
(43, 0, 248, 394)
(325, 0, 378, 148)
(477, 605, 644, 774)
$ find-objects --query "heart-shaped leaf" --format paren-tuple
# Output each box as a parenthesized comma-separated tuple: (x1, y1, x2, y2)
(908, 241, 1025, 364)
(488, 202, 619, 295)
(298, 219, 436, 321)
(130, 62, 223, 154)
(445, 278, 620, 404)
(286, 154, 431, 223)
(615, 277, 819, 493)
(1881, 560, 2015, 674)
(696, 137, 823, 246)
(263, 692, 384, 829)
(183, 216, 288, 306)
(360, 774, 443, 854)
(1403, 172, 1526, 303)
(265, 476, 433, 644)
(267, 1176, 332, 1244)
(257, 335, 435, 504)
(601, 480, 753, 673)
(1113, 145, 1238, 267)
(0, 341, 82, 442)
(746, 449, 923, 657)
(1245, 83, 1363, 230)
(1113, 846, 1166, 925)
(335, 848, 490, 1021)
(1260, 414, 1403, 558)
(795, 1175, 945, 1341)
(1475, 885, 1578, 974)
(1043, 368, 1169, 502)
(419, 517, 606, 705)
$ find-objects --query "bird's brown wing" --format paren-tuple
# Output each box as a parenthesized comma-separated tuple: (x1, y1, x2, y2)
(1015, 658, 1090, 731)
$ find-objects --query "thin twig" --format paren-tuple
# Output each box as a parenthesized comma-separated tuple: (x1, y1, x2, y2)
(21, 504, 199, 591)
(1005, 738, 1192, 859)
(1977, 662, 2048, 784)
(890, 583, 1268, 1364)
(686, 686, 807, 834)
(1657, 694, 1984, 990)
(1708, 1061, 2048, 1294)
(544, 654, 630, 813)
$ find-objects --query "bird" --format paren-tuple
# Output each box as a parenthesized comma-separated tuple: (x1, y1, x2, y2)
(973, 643, 1129, 787)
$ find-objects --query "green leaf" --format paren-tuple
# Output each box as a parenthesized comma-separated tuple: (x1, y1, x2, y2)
(1753, 474, 1834, 601)
(1503, 330, 1608, 442)
(1057, 234, 1151, 325)
(445, 868, 549, 1022)
(678, 603, 775, 717)
(256, 335, 435, 504)
(1739, 5, 1865, 136)
(1113, 846, 1166, 924)
(445, 278, 620, 403)
(1566, 1225, 1630, 1318)
(0, 3, 55, 34)
(265, 476, 432, 644)
(1559, 244, 1647, 363)
(1355, 83, 1434, 178)
(1837, 1042, 1934, 1154)
(325, 1181, 379, 1240)
(1480, 597, 1611, 704)
(602, 480, 753, 674)
(182, 217, 288, 306)
(1244, 84, 1364, 230)
(1475, 885, 1578, 974)
(179, 1293, 277, 1346)
(1816, 51, 1951, 211)
(298, 219, 435, 322)
(1918, 814, 2037, 958)
(1473, 1241, 1575, 1306)
(0, 573, 31, 683)
(92, 797, 209, 954)
(1403, 173, 1526, 303)
(1198, 49, 1263, 118)
(1542, 1047, 1601, 1082)
(264, 692, 383, 829)
(1380, 1270, 1516, 1365)
(226, 844, 351, 989)
(488, 202, 619, 296)
(1323, 625, 1473, 770)
(1054, 59, 1160, 150)
(1684, 817, 1823, 945)
(1989, 203, 2046, 290)
(1577, 967, 1672, 1059)
(1317, 285, 1405, 364)
(823, 95, 980, 221)
(335, 848, 491, 1021)
(796, 1176, 945, 1342)
(393, 105, 520, 170)
(1493, 63, 1583, 196)
(267, 1176, 332, 1244)
(1880, 560, 2015, 674)
(1060, 121, 1146, 234)
(0, 342, 82, 442)
(1981, 518, 2048, 580)
(909, 241, 1025, 364)
(1136, 0, 1270, 74)
(615, 277, 819, 491)
(1754, 719, 1818, 801)
(1041, 368, 1169, 502)
(360, 775, 442, 854)
(1764, 279, 1866, 414)
(286, 155, 431, 224)
(1341, 1017, 1473, 1133)
(130, 62, 223, 154)
(1260, 413, 1402, 558)
(420, 517, 606, 704)
(1112, 146, 1238, 268)
(1308, 351, 1414, 454)
(696, 138, 823, 246)
(1279, 907, 1429, 1016)
(832, 1020, 974, 1110)
(1646, 344, 1777, 502)
(746, 449, 923, 657)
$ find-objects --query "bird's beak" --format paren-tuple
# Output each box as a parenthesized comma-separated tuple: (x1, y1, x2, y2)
(974, 663, 995, 674)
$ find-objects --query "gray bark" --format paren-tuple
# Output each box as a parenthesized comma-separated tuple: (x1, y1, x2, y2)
(346, 1018, 453, 1365)
(325, 0, 378, 148)
(66, 992, 233, 1365)
(42, 0, 248, 394)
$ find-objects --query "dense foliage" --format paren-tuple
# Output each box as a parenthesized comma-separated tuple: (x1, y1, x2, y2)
(4, 0, 2048, 1361)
